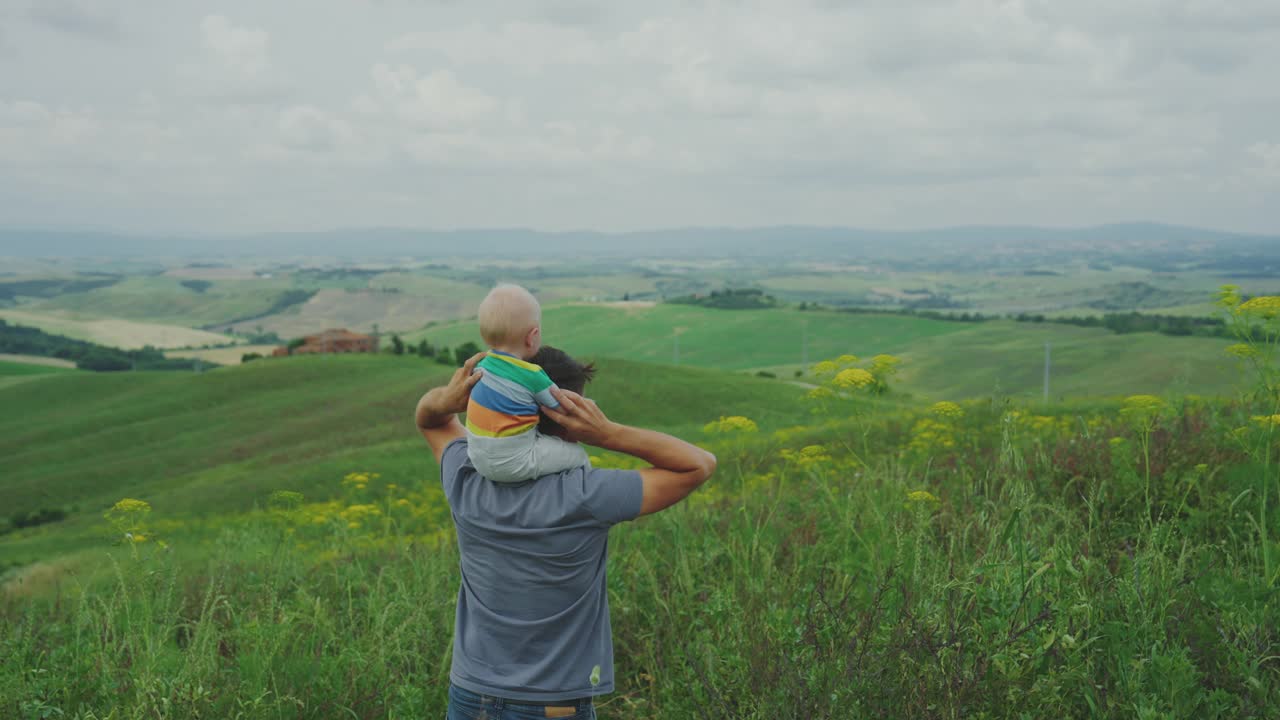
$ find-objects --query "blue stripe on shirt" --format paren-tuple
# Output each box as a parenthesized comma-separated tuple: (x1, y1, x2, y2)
(471, 379, 538, 416)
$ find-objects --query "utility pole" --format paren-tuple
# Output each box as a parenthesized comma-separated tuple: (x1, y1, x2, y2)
(672, 326, 689, 365)
(1043, 342, 1051, 403)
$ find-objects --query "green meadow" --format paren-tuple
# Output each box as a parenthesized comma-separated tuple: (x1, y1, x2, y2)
(409, 304, 972, 370)
(29, 275, 299, 328)
(0, 359, 75, 376)
(412, 304, 1241, 400)
(3, 293, 1278, 718)
(0, 354, 808, 565)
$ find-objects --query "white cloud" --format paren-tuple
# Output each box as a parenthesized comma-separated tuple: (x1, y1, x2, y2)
(1, 0, 1278, 233)
(388, 22, 603, 69)
(175, 15, 288, 106)
(276, 105, 353, 151)
(201, 15, 270, 74)
(25, 0, 121, 40)
(364, 64, 502, 129)
(1251, 143, 1280, 176)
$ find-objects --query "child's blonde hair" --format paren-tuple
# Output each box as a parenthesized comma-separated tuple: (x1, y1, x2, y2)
(478, 284, 541, 347)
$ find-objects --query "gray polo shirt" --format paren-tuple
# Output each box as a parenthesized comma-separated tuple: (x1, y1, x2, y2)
(440, 437, 644, 702)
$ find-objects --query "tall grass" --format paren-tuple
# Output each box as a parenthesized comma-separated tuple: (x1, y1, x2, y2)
(4, 393, 1278, 718)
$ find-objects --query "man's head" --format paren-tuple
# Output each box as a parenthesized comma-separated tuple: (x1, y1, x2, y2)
(532, 345, 596, 437)
(478, 284, 542, 358)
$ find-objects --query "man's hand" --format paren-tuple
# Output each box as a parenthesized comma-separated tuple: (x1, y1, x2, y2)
(428, 351, 487, 420)
(546, 387, 717, 516)
(543, 388, 619, 447)
(415, 351, 486, 463)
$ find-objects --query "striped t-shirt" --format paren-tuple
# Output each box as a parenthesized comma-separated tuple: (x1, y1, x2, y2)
(465, 351, 561, 439)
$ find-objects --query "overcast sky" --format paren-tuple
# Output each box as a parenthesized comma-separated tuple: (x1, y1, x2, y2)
(1, 0, 1278, 234)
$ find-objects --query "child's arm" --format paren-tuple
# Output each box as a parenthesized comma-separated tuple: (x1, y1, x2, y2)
(528, 368, 561, 410)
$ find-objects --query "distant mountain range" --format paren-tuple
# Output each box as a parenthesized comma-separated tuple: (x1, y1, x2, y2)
(1, 223, 1278, 263)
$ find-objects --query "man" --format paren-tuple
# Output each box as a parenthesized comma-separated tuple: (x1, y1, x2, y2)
(416, 347, 716, 719)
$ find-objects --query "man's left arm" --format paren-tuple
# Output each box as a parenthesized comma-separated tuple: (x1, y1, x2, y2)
(416, 351, 486, 463)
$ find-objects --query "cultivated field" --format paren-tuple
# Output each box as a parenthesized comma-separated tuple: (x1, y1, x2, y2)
(164, 345, 282, 366)
(0, 309, 233, 349)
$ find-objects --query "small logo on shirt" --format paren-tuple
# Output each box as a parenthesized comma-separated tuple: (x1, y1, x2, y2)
(589, 664, 601, 687)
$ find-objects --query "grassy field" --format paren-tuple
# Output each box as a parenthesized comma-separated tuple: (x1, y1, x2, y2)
(28, 275, 297, 328)
(0, 355, 75, 370)
(0, 358, 77, 390)
(2, 351, 1277, 717)
(409, 304, 971, 370)
(165, 344, 282, 365)
(411, 304, 1243, 400)
(0, 309, 233, 349)
(756, 265, 1261, 315)
(224, 288, 482, 337)
(891, 320, 1238, 399)
(0, 353, 810, 565)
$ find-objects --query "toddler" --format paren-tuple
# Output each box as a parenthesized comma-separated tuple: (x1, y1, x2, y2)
(464, 284, 589, 482)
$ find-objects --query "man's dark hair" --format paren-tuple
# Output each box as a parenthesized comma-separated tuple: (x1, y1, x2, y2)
(532, 345, 596, 435)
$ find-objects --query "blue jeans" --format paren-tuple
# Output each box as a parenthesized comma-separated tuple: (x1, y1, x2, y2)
(446, 684, 597, 720)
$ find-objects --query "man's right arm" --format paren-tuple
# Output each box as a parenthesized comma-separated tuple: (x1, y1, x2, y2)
(542, 389, 717, 516)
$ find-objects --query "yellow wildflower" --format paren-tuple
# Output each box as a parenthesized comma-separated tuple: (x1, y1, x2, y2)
(110, 498, 151, 514)
(1121, 395, 1164, 429)
(1226, 343, 1259, 359)
(268, 490, 304, 511)
(1194, 463, 1209, 474)
(129, 533, 147, 543)
(870, 354, 902, 377)
(1215, 284, 1241, 308)
(811, 360, 839, 376)
(835, 354, 860, 366)
(780, 444, 831, 469)
(1239, 296, 1280, 319)
(1123, 395, 1164, 412)
(905, 490, 940, 504)
(1251, 415, 1280, 428)
(1109, 437, 1127, 447)
(806, 386, 834, 400)
(929, 401, 964, 420)
(703, 416, 759, 434)
(833, 368, 875, 389)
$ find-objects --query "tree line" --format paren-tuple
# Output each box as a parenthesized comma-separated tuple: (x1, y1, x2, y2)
(0, 319, 211, 372)
(385, 334, 482, 367)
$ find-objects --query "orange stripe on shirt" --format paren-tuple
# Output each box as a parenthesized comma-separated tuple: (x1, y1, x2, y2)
(465, 401, 539, 436)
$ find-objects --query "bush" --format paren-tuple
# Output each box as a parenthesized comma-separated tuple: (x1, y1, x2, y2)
(454, 341, 482, 367)
(76, 351, 132, 372)
(9, 507, 67, 530)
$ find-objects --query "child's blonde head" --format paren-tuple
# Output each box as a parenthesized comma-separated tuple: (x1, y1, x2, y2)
(478, 283, 542, 353)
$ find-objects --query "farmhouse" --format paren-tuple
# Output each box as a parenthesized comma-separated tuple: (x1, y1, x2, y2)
(274, 328, 378, 356)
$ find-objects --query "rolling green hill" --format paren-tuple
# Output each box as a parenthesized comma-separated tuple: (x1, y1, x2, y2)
(408, 304, 971, 370)
(410, 304, 1244, 400)
(28, 275, 298, 328)
(892, 320, 1240, 400)
(0, 353, 809, 563)
(0, 359, 75, 376)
